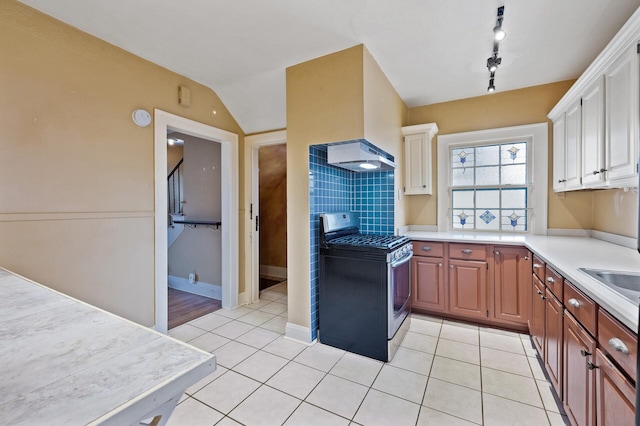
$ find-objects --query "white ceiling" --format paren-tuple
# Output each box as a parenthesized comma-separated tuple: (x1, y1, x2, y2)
(19, 0, 640, 134)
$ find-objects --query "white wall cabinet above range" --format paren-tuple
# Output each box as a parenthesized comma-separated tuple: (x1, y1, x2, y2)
(549, 8, 640, 192)
(401, 123, 438, 195)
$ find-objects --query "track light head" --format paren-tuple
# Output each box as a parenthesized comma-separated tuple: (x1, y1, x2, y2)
(493, 25, 506, 41)
(487, 56, 502, 73)
(488, 79, 496, 93)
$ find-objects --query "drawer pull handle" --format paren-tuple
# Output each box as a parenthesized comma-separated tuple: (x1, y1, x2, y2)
(608, 338, 629, 354)
(568, 298, 580, 308)
(462, 249, 473, 254)
(536, 290, 543, 296)
(438, 262, 442, 267)
(422, 246, 431, 251)
(533, 263, 542, 269)
(587, 361, 599, 370)
(524, 256, 530, 261)
(546, 277, 555, 284)
(495, 251, 500, 256)
(580, 349, 591, 357)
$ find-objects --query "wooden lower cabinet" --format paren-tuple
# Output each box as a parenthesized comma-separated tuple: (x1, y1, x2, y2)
(545, 292, 563, 396)
(530, 275, 546, 355)
(595, 349, 635, 426)
(448, 259, 487, 320)
(493, 246, 531, 326)
(563, 312, 596, 426)
(411, 256, 445, 312)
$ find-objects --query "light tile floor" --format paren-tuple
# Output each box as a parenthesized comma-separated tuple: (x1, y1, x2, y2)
(167, 283, 570, 426)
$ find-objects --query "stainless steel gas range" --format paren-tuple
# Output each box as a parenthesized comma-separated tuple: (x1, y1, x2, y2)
(318, 212, 412, 361)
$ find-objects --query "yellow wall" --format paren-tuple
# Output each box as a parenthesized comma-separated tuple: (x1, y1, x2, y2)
(0, 1, 244, 326)
(593, 189, 638, 237)
(286, 44, 407, 331)
(406, 80, 595, 231)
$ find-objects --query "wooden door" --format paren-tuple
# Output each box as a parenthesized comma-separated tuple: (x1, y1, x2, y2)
(448, 259, 487, 320)
(545, 293, 563, 396)
(563, 312, 596, 426)
(412, 256, 445, 312)
(595, 349, 635, 426)
(530, 275, 546, 355)
(494, 246, 531, 325)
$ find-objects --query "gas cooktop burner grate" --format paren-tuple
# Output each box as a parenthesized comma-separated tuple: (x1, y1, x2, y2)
(328, 234, 409, 250)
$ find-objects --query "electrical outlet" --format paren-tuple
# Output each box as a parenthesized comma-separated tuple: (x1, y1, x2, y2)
(188, 272, 195, 284)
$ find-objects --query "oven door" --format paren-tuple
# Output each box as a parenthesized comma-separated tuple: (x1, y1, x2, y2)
(387, 251, 412, 339)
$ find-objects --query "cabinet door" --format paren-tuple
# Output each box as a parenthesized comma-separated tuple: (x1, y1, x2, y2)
(565, 99, 583, 189)
(581, 77, 605, 186)
(403, 133, 431, 195)
(563, 312, 596, 426)
(448, 259, 487, 320)
(605, 46, 639, 185)
(530, 275, 546, 355)
(412, 256, 445, 312)
(553, 114, 567, 192)
(595, 349, 635, 426)
(493, 246, 531, 325)
(545, 293, 563, 396)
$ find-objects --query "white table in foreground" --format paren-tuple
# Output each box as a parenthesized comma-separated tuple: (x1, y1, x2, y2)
(0, 268, 216, 425)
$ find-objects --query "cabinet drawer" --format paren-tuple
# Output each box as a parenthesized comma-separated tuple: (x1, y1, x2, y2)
(564, 280, 597, 337)
(448, 243, 486, 261)
(532, 255, 546, 281)
(545, 266, 564, 301)
(412, 241, 444, 257)
(598, 309, 637, 380)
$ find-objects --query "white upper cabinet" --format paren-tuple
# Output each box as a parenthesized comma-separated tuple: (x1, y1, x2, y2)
(581, 77, 605, 187)
(605, 45, 639, 186)
(402, 123, 438, 195)
(549, 7, 640, 191)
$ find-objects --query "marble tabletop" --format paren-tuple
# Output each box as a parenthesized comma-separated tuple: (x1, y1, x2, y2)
(404, 231, 640, 333)
(0, 268, 216, 425)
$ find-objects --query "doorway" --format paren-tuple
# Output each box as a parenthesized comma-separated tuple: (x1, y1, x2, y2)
(166, 132, 224, 329)
(245, 130, 287, 304)
(154, 110, 239, 334)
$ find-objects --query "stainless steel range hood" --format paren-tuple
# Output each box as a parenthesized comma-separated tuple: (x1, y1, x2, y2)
(327, 142, 396, 172)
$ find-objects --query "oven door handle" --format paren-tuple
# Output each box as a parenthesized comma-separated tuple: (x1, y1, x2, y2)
(390, 252, 413, 268)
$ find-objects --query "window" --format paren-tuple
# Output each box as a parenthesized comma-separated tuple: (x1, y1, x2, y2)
(451, 141, 529, 231)
(437, 123, 548, 234)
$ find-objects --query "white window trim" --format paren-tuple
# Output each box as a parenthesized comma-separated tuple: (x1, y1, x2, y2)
(437, 123, 548, 235)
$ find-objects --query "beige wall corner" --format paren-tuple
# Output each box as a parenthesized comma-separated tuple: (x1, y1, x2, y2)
(0, 1, 245, 326)
(593, 188, 638, 238)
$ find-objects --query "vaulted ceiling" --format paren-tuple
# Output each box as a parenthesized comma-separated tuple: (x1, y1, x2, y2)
(19, 0, 640, 134)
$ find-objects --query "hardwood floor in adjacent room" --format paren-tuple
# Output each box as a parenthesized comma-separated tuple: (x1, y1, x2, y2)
(168, 288, 222, 329)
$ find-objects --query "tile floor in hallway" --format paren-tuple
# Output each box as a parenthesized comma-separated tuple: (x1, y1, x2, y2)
(167, 286, 570, 426)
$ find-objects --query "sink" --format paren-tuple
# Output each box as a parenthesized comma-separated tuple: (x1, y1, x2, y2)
(579, 268, 640, 302)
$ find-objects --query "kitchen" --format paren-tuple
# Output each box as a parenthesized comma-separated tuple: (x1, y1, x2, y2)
(2, 0, 640, 425)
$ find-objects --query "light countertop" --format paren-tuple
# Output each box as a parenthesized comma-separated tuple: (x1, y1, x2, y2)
(0, 268, 216, 425)
(404, 231, 640, 333)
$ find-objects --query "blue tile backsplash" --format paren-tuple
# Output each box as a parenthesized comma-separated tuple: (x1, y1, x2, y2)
(308, 144, 395, 340)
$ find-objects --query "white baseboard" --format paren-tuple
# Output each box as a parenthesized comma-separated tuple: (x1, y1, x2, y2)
(260, 265, 287, 280)
(546, 228, 592, 237)
(547, 228, 636, 249)
(406, 225, 438, 232)
(591, 230, 636, 249)
(285, 322, 314, 343)
(168, 275, 221, 300)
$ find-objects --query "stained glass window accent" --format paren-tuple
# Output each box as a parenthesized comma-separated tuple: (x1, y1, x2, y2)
(450, 141, 529, 232)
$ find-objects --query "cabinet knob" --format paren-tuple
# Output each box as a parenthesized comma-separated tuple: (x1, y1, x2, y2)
(422, 185, 426, 188)
(494, 251, 500, 256)
(450, 265, 454, 269)
(533, 263, 542, 269)
(422, 246, 431, 251)
(524, 256, 530, 261)
(587, 361, 599, 370)
(546, 277, 555, 284)
(567, 298, 580, 308)
(536, 290, 543, 296)
(438, 262, 442, 267)
(580, 349, 591, 357)
(462, 249, 473, 254)
(608, 338, 629, 354)
(599, 168, 607, 173)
